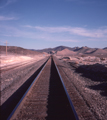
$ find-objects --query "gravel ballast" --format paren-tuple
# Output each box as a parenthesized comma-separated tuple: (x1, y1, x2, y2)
(54, 56, 107, 120)
(1, 57, 48, 105)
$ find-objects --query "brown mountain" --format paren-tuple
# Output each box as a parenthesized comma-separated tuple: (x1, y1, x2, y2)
(73, 46, 97, 54)
(0, 46, 42, 55)
(90, 49, 107, 57)
(36, 46, 74, 53)
(72, 46, 107, 57)
(56, 48, 77, 56)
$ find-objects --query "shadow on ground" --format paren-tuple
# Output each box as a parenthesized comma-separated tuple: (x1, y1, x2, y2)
(88, 83, 107, 97)
(73, 63, 107, 97)
(45, 58, 76, 120)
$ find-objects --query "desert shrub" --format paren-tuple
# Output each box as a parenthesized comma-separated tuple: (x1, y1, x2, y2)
(100, 58, 105, 61)
(81, 55, 86, 57)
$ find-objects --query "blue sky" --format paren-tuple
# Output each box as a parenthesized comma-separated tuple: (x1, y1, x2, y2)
(0, 0, 107, 49)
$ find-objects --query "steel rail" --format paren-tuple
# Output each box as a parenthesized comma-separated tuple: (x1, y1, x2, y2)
(54, 58, 79, 120)
(7, 56, 79, 120)
(7, 57, 50, 120)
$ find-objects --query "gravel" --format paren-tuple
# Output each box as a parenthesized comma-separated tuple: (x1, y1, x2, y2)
(1, 55, 107, 120)
(55, 57, 107, 120)
(1, 57, 48, 105)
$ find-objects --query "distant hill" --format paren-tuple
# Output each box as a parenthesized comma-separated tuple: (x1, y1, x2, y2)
(1, 45, 106, 57)
(36, 45, 107, 57)
(36, 46, 74, 53)
(56, 48, 77, 56)
(90, 49, 107, 57)
(72, 46, 107, 57)
(36, 48, 53, 53)
(0, 46, 42, 55)
(53, 46, 74, 51)
(42, 52, 49, 55)
(73, 46, 97, 54)
(103, 47, 107, 50)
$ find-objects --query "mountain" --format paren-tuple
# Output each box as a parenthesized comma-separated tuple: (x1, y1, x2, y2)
(36, 48, 53, 53)
(53, 46, 74, 51)
(1, 45, 106, 57)
(56, 48, 77, 56)
(0, 46, 42, 55)
(36, 46, 74, 53)
(72, 46, 107, 57)
(36, 46, 101, 55)
(103, 47, 107, 50)
(73, 46, 97, 54)
(90, 49, 107, 57)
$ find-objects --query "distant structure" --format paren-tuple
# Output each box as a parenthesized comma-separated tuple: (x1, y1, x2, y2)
(5, 41, 8, 56)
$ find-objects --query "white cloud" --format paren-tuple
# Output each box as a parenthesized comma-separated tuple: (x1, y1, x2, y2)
(0, 25, 47, 40)
(0, 25, 79, 43)
(0, 0, 17, 8)
(24, 25, 107, 39)
(0, 16, 18, 20)
(54, 39, 79, 42)
(1, 25, 107, 43)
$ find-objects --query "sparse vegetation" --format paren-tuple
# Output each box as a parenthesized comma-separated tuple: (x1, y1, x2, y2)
(100, 57, 105, 61)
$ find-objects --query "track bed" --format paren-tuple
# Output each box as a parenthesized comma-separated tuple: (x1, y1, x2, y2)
(8, 57, 78, 120)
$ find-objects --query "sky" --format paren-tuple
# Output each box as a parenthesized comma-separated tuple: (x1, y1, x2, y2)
(0, 0, 107, 49)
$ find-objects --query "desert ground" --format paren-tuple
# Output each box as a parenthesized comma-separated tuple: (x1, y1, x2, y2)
(0, 46, 49, 105)
(0, 54, 47, 67)
(1, 45, 107, 120)
(54, 48, 107, 120)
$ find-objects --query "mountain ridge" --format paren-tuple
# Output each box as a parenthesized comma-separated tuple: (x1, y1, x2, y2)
(0, 45, 42, 55)
(1, 45, 107, 57)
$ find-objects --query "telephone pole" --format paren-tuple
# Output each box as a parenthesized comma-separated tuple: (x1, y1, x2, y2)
(5, 41, 8, 56)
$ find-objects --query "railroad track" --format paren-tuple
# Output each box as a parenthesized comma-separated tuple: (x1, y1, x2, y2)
(1, 56, 79, 120)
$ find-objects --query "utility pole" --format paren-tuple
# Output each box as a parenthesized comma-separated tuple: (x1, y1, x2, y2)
(5, 41, 8, 56)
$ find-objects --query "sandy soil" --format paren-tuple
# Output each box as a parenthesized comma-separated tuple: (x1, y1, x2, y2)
(0, 54, 47, 67)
